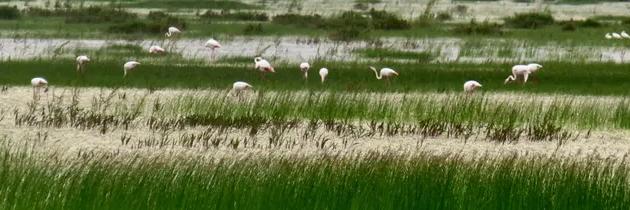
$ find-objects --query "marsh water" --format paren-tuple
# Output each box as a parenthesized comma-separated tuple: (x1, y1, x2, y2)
(0, 37, 628, 63)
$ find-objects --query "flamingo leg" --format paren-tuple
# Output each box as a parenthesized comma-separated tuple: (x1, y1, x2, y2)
(33, 87, 38, 100)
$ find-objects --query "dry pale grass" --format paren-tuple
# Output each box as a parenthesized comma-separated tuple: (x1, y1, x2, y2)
(2, 86, 630, 160)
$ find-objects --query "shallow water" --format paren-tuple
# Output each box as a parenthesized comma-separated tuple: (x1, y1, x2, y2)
(0, 37, 628, 63)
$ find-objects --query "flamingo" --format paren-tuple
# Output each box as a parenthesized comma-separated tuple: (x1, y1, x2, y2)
(149, 46, 165, 54)
(299, 62, 310, 79)
(463, 80, 482, 94)
(622, 31, 630, 39)
(504, 63, 542, 84)
(232, 81, 252, 97)
(612, 32, 623, 39)
(369, 66, 399, 85)
(76, 55, 90, 73)
(205, 38, 222, 59)
(165, 26, 181, 37)
(31, 77, 48, 100)
(605, 33, 613, 39)
(319, 68, 328, 83)
(254, 57, 274, 79)
(123, 61, 141, 78)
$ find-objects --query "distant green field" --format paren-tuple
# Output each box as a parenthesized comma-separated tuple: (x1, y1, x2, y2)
(121, 0, 260, 9)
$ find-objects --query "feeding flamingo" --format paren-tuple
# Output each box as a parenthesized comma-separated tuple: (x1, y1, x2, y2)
(504, 63, 543, 84)
(123, 61, 141, 78)
(463, 80, 482, 94)
(76, 55, 90, 73)
(369, 66, 399, 85)
(149, 46, 165, 54)
(31, 77, 48, 100)
(299, 62, 310, 79)
(232, 81, 253, 97)
(205, 38, 222, 59)
(254, 57, 274, 79)
(165, 26, 181, 37)
(319, 68, 328, 83)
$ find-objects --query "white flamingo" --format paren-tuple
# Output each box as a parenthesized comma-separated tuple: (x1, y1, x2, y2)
(319, 68, 328, 83)
(165, 26, 181, 37)
(254, 57, 274, 79)
(76, 55, 90, 73)
(605, 33, 613, 39)
(123, 61, 141, 78)
(463, 80, 482, 94)
(232, 81, 252, 97)
(612, 32, 623, 39)
(31, 77, 48, 100)
(205, 38, 222, 59)
(621, 31, 630, 39)
(149, 46, 165, 54)
(504, 63, 543, 84)
(299, 62, 310, 79)
(369, 66, 399, 84)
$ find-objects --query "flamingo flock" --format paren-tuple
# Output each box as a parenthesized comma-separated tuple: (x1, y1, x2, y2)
(605, 31, 630, 39)
(26, 25, 550, 100)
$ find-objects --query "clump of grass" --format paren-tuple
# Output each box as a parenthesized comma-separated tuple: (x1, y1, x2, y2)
(327, 11, 372, 41)
(107, 11, 186, 34)
(504, 12, 555, 29)
(452, 19, 504, 35)
(64, 6, 138, 24)
(0, 6, 19, 20)
(272, 13, 325, 28)
(368, 9, 411, 30)
(200, 10, 269, 22)
(242, 23, 263, 35)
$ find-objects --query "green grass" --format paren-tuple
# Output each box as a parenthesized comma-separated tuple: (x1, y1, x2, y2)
(1, 145, 629, 209)
(1, 60, 630, 95)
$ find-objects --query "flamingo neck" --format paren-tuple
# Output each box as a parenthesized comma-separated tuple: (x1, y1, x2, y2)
(372, 69, 382, 80)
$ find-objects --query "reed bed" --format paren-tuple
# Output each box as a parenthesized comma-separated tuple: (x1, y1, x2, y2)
(0, 140, 628, 210)
(5, 88, 630, 145)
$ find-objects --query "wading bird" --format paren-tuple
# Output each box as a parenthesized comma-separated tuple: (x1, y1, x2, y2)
(254, 57, 274, 79)
(76, 55, 90, 73)
(205, 38, 222, 59)
(622, 31, 630, 39)
(149, 46, 165, 54)
(31, 77, 48, 100)
(504, 63, 543, 84)
(299, 62, 310, 79)
(369, 66, 399, 85)
(232, 81, 252, 97)
(165, 26, 181, 37)
(463, 80, 482, 94)
(319, 68, 328, 83)
(612, 32, 623, 39)
(123, 61, 141, 78)
(606, 33, 613, 39)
